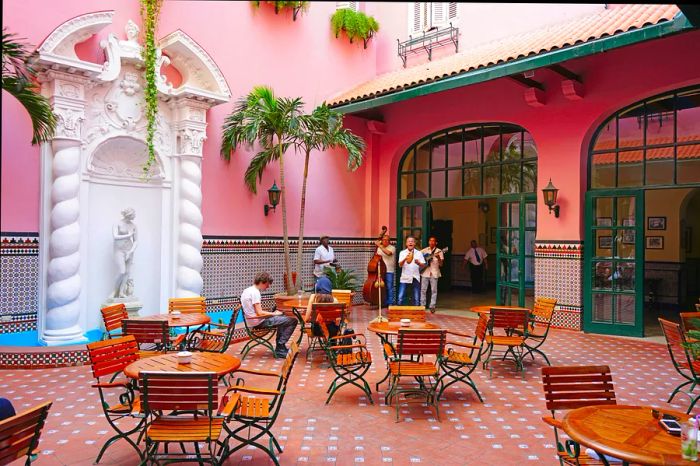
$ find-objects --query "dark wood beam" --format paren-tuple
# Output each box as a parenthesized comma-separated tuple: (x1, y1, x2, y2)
(509, 75, 545, 91)
(547, 64, 582, 83)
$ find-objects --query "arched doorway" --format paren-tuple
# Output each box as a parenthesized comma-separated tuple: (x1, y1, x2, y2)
(584, 86, 700, 337)
(397, 123, 537, 307)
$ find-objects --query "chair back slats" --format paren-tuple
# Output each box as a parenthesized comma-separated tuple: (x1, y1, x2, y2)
(280, 341, 300, 382)
(532, 297, 557, 324)
(475, 314, 488, 341)
(122, 319, 169, 347)
(314, 303, 347, 323)
(168, 296, 206, 314)
(680, 312, 700, 333)
(387, 306, 427, 322)
(87, 335, 140, 378)
(331, 290, 352, 307)
(101, 304, 128, 334)
(141, 372, 216, 413)
(489, 308, 529, 332)
(0, 401, 52, 465)
(659, 318, 693, 368)
(541, 365, 616, 411)
(397, 329, 446, 356)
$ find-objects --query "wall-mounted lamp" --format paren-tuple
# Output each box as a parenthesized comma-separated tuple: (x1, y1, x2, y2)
(264, 181, 281, 216)
(542, 178, 560, 218)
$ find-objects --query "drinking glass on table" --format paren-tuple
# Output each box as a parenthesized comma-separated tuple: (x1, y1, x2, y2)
(681, 418, 698, 461)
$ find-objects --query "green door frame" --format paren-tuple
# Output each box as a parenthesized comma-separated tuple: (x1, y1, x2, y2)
(396, 199, 431, 251)
(496, 193, 536, 307)
(583, 189, 644, 337)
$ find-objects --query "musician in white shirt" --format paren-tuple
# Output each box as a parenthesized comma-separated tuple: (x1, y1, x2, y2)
(420, 236, 444, 312)
(398, 237, 425, 305)
(464, 239, 488, 293)
(313, 235, 335, 282)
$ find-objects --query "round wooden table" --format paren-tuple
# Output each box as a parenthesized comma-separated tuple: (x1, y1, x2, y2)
(562, 405, 695, 466)
(139, 313, 211, 328)
(124, 352, 241, 379)
(279, 297, 310, 312)
(367, 320, 441, 335)
(469, 305, 530, 315)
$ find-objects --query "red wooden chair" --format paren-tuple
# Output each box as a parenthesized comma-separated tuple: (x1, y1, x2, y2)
(305, 303, 348, 361)
(140, 371, 231, 466)
(385, 328, 446, 422)
(86, 335, 144, 464)
(179, 307, 242, 354)
(659, 318, 700, 413)
(121, 319, 171, 356)
(100, 303, 128, 340)
(436, 314, 488, 401)
(680, 311, 700, 333)
(0, 401, 52, 466)
(168, 296, 206, 314)
(484, 307, 529, 377)
(541, 365, 616, 466)
(520, 297, 557, 366)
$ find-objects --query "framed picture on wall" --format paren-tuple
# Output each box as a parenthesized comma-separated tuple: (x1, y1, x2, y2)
(622, 230, 636, 244)
(598, 236, 613, 249)
(596, 217, 613, 227)
(648, 217, 666, 230)
(490, 227, 497, 244)
(646, 236, 664, 249)
(622, 218, 635, 227)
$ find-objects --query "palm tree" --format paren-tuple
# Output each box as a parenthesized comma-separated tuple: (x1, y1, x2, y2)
(2, 29, 56, 144)
(220, 86, 303, 294)
(293, 104, 365, 288)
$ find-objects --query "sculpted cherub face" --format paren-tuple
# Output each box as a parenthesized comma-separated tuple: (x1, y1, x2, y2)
(122, 208, 136, 221)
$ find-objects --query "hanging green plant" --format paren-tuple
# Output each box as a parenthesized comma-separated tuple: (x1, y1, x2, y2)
(251, 1, 309, 21)
(330, 8, 379, 49)
(140, 0, 163, 177)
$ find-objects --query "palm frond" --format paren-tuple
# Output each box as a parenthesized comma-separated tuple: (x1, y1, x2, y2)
(244, 145, 280, 194)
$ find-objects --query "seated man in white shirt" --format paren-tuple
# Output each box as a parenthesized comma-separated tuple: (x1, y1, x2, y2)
(240, 272, 297, 359)
(398, 237, 425, 305)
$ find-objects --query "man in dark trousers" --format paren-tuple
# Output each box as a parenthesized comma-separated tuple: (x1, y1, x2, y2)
(464, 239, 488, 293)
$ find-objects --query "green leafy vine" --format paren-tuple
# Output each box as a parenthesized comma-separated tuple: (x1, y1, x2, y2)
(140, 0, 163, 177)
(330, 8, 379, 48)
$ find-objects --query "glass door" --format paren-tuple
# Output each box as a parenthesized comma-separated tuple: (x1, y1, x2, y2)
(397, 200, 431, 251)
(496, 195, 536, 307)
(584, 191, 643, 336)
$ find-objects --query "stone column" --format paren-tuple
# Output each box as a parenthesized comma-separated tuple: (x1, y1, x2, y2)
(174, 101, 208, 298)
(41, 73, 87, 344)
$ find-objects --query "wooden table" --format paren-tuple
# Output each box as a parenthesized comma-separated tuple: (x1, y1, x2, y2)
(279, 297, 310, 313)
(124, 352, 241, 379)
(562, 405, 696, 466)
(367, 320, 441, 335)
(138, 313, 211, 328)
(469, 305, 530, 315)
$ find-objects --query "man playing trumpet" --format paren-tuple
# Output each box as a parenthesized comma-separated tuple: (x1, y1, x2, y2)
(397, 236, 425, 305)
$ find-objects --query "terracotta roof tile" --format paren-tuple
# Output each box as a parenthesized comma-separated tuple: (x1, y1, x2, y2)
(329, 4, 680, 107)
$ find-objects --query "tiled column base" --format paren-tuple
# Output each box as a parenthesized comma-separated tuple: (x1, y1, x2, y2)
(535, 241, 583, 331)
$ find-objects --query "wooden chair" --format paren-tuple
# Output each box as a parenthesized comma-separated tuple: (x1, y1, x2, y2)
(659, 318, 700, 413)
(179, 307, 242, 354)
(387, 305, 427, 322)
(168, 296, 206, 314)
(541, 365, 616, 466)
(0, 401, 52, 466)
(321, 316, 372, 404)
(100, 303, 128, 340)
(483, 307, 529, 377)
(517, 297, 557, 366)
(239, 311, 278, 359)
(220, 341, 300, 466)
(86, 335, 144, 464)
(436, 314, 488, 402)
(385, 329, 446, 422)
(140, 371, 231, 466)
(121, 319, 171, 356)
(680, 311, 700, 333)
(331, 289, 352, 309)
(305, 303, 347, 361)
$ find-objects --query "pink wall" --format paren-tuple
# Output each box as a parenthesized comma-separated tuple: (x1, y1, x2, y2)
(367, 31, 700, 242)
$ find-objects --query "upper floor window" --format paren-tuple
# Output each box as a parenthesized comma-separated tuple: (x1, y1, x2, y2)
(336, 1, 358, 12)
(409, 2, 458, 35)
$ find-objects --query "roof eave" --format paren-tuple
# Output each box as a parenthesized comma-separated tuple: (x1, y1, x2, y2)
(332, 12, 694, 115)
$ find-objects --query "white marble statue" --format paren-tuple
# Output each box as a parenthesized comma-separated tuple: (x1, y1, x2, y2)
(112, 207, 138, 298)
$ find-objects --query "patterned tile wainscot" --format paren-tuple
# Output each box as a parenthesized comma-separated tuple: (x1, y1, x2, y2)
(534, 241, 583, 331)
(0, 232, 40, 333)
(201, 236, 379, 309)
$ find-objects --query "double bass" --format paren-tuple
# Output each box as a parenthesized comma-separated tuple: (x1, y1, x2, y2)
(362, 226, 388, 305)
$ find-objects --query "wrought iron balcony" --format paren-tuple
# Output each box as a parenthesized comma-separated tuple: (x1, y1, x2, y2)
(397, 23, 459, 67)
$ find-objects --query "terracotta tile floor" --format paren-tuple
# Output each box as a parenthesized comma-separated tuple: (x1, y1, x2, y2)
(2, 307, 697, 465)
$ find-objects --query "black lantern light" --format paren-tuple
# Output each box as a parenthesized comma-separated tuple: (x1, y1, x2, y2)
(264, 181, 281, 216)
(542, 178, 560, 218)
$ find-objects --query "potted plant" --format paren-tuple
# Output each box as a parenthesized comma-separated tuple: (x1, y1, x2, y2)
(330, 8, 379, 48)
(251, 1, 309, 21)
(324, 266, 358, 300)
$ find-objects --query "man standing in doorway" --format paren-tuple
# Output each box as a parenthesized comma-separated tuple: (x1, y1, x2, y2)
(464, 239, 488, 293)
(375, 233, 396, 305)
(313, 235, 336, 283)
(420, 236, 444, 312)
(398, 237, 425, 305)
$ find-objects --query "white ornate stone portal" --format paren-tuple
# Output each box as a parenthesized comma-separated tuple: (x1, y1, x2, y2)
(35, 12, 230, 345)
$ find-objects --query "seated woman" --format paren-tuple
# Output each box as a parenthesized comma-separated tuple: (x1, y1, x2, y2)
(304, 276, 340, 338)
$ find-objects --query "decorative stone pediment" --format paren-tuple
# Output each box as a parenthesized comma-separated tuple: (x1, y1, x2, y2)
(88, 136, 164, 180)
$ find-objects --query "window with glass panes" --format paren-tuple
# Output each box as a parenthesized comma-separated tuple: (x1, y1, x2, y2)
(590, 86, 700, 189)
(398, 124, 538, 200)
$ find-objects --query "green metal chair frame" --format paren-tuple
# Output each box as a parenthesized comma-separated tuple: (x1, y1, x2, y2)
(659, 318, 700, 413)
(239, 310, 278, 359)
(385, 328, 446, 422)
(86, 335, 145, 464)
(140, 371, 223, 466)
(219, 341, 300, 466)
(436, 314, 488, 402)
(514, 297, 557, 366)
(540, 365, 616, 466)
(483, 307, 529, 377)
(305, 302, 347, 361)
(182, 307, 242, 354)
(0, 401, 52, 466)
(122, 319, 171, 354)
